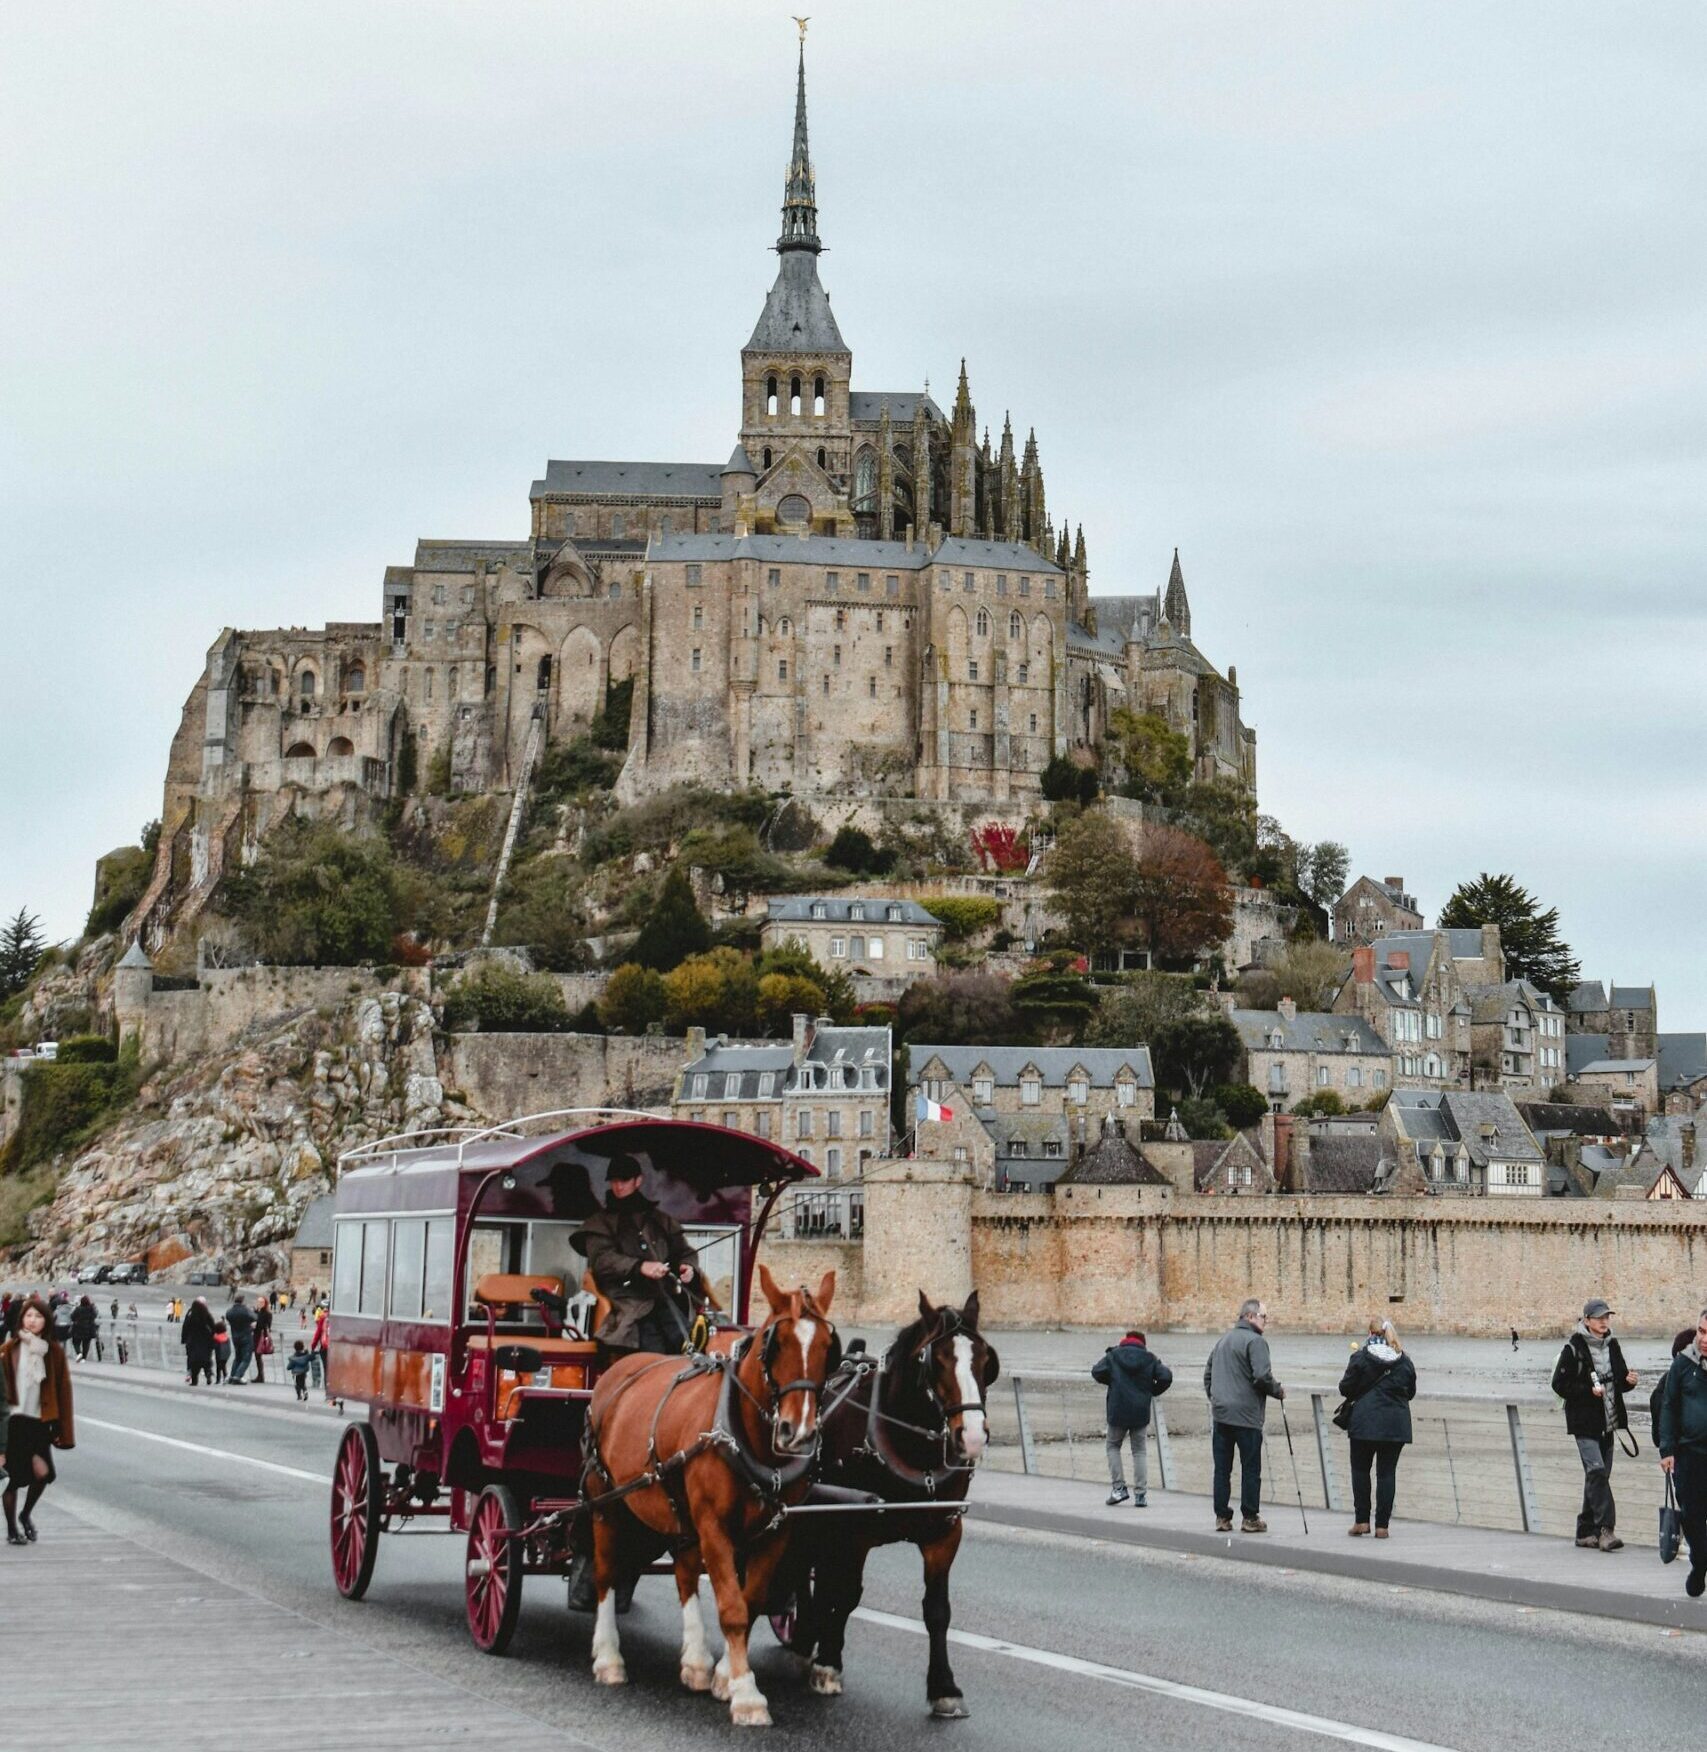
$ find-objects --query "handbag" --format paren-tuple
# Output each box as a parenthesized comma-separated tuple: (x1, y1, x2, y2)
(257, 1332, 275, 1356)
(1331, 1397, 1354, 1431)
(1659, 1474, 1682, 1565)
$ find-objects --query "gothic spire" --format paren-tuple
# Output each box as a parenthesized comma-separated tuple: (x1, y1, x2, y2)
(1164, 546, 1191, 637)
(779, 29, 821, 254)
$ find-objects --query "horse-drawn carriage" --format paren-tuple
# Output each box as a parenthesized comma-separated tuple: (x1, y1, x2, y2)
(324, 1108, 999, 1725)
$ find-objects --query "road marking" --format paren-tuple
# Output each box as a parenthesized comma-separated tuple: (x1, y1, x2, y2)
(79, 1417, 325, 1485)
(852, 1607, 1460, 1751)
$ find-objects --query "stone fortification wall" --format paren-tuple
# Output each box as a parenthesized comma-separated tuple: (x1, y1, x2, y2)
(754, 1237, 864, 1316)
(445, 1032, 683, 1125)
(968, 1193, 1707, 1336)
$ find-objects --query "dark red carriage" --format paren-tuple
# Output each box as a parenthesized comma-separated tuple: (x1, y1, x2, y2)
(324, 1108, 816, 1652)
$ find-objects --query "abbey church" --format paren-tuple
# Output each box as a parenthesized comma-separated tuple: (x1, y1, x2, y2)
(133, 37, 1255, 950)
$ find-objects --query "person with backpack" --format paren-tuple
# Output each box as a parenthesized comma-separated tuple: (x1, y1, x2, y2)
(1656, 1309, 1707, 1600)
(1337, 1317, 1417, 1538)
(1092, 1330, 1173, 1508)
(1551, 1296, 1638, 1552)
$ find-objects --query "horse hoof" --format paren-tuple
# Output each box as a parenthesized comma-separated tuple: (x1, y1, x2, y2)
(731, 1701, 773, 1728)
(931, 1695, 970, 1719)
(711, 1661, 732, 1702)
(810, 1664, 843, 1696)
(593, 1660, 628, 1687)
(681, 1662, 716, 1693)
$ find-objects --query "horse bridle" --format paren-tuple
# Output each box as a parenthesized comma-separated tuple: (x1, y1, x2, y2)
(908, 1309, 987, 1425)
(743, 1313, 840, 1420)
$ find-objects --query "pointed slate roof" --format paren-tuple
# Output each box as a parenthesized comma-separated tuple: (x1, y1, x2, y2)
(1163, 548, 1190, 635)
(117, 939, 153, 971)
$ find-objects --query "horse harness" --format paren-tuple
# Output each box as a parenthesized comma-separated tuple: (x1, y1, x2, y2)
(845, 1313, 987, 1496)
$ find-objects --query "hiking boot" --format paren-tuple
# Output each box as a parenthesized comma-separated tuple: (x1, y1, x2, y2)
(1598, 1530, 1623, 1552)
(1215, 1515, 1234, 1532)
(1132, 1493, 1148, 1508)
(1374, 1528, 1390, 1539)
(1105, 1485, 1130, 1506)
(1686, 1566, 1705, 1599)
(1575, 1534, 1600, 1548)
(1348, 1523, 1370, 1537)
(1241, 1516, 1268, 1534)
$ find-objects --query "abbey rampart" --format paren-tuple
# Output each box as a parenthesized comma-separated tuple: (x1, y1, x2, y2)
(129, 40, 1255, 956)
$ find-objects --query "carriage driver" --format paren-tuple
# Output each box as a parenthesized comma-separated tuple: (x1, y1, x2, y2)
(576, 1154, 697, 1355)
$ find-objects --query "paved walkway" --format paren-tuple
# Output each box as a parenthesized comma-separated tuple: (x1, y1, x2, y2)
(968, 1467, 1704, 1631)
(9, 1504, 575, 1752)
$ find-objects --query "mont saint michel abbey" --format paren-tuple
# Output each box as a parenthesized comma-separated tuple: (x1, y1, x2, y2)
(138, 39, 1255, 947)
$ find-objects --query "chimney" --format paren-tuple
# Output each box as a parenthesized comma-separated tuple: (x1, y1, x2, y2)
(1385, 950, 1410, 973)
(686, 1025, 707, 1061)
(1684, 1124, 1697, 1175)
(1384, 876, 1405, 892)
(1353, 946, 1375, 985)
(791, 1012, 810, 1065)
(1278, 996, 1297, 1022)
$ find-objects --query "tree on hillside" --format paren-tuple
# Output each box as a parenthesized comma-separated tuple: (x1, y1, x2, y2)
(1132, 825, 1232, 968)
(1167, 780, 1258, 878)
(1046, 810, 1139, 957)
(1153, 1013, 1242, 1099)
(0, 909, 46, 1000)
(598, 963, 668, 1034)
(1438, 872, 1579, 1002)
(896, 970, 1034, 1047)
(1238, 939, 1347, 1012)
(1297, 841, 1350, 907)
(662, 947, 759, 1035)
(1041, 753, 1099, 805)
(630, 866, 713, 972)
(1109, 709, 1191, 805)
(221, 825, 399, 965)
(1082, 971, 1209, 1047)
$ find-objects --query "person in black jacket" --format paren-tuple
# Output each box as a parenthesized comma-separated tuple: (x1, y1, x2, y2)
(1338, 1318, 1416, 1537)
(1551, 1296, 1637, 1552)
(223, 1294, 258, 1385)
(180, 1297, 217, 1386)
(1657, 1308, 1707, 1599)
(1092, 1330, 1172, 1507)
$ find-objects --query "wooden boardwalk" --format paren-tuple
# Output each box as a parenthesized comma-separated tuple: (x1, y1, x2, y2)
(7, 1506, 571, 1752)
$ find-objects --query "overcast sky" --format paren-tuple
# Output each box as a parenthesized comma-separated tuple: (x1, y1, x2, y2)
(2, 3, 1702, 1027)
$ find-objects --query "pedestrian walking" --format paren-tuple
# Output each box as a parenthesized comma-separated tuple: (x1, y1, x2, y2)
(1338, 1317, 1416, 1538)
(287, 1341, 312, 1402)
(309, 1303, 330, 1397)
(224, 1293, 257, 1385)
(1092, 1329, 1172, 1507)
(182, 1297, 217, 1386)
(1204, 1298, 1285, 1533)
(1657, 1307, 1707, 1600)
(1, 1295, 76, 1546)
(252, 1296, 274, 1385)
(1511, 1327, 1520, 1352)
(212, 1319, 231, 1383)
(1552, 1296, 1638, 1552)
(49, 1298, 72, 1349)
(109, 1299, 119, 1325)
(69, 1297, 98, 1363)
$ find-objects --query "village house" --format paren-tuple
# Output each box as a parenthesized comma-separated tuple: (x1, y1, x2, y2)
(1230, 1000, 1391, 1114)
(1657, 1032, 1707, 1115)
(288, 1195, 335, 1295)
(1465, 978, 1567, 1098)
(1332, 875, 1423, 946)
(673, 1015, 892, 1188)
(1568, 1054, 1661, 1119)
(1380, 1089, 1546, 1197)
(909, 1043, 1155, 1192)
(1333, 932, 1472, 1089)
(1566, 981, 1658, 1060)
(759, 895, 942, 979)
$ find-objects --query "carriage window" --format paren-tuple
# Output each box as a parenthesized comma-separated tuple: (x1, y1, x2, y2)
(359, 1220, 389, 1318)
(524, 1220, 584, 1292)
(423, 1218, 454, 1321)
(332, 1222, 362, 1313)
(390, 1217, 427, 1319)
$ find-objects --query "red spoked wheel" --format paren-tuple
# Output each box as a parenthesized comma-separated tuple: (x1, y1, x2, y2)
(330, 1422, 383, 1600)
(466, 1484, 525, 1655)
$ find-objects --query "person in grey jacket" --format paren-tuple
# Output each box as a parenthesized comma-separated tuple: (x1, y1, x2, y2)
(1204, 1298, 1284, 1533)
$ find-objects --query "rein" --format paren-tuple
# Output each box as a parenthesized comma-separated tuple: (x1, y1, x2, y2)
(848, 1316, 988, 1495)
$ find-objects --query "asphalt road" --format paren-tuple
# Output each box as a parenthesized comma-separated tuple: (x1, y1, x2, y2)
(23, 1374, 1703, 1751)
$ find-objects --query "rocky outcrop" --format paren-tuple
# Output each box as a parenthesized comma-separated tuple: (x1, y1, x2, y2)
(19, 990, 460, 1281)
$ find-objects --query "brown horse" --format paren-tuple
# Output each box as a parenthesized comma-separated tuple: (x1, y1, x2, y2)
(582, 1265, 838, 1728)
(770, 1289, 998, 1714)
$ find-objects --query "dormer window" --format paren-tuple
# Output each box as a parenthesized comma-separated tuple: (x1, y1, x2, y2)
(1269, 1031, 1284, 1050)
(810, 902, 828, 920)
(1020, 1074, 1041, 1107)
(1067, 1076, 1088, 1105)
(850, 903, 865, 921)
(973, 1077, 993, 1105)
(692, 1074, 709, 1098)
(723, 1073, 741, 1099)
(887, 905, 902, 921)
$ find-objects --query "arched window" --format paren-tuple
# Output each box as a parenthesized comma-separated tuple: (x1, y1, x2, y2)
(777, 493, 811, 526)
(284, 741, 315, 759)
(852, 448, 876, 512)
(659, 514, 672, 535)
(762, 447, 773, 471)
(344, 662, 365, 694)
(790, 374, 802, 416)
(816, 446, 827, 469)
(447, 665, 458, 700)
(813, 374, 826, 416)
(537, 655, 553, 692)
(1009, 611, 1022, 640)
(326, 735, 355, 757)
(298, 670, 317, 700)
(976, 609, 990, 638)
(766, 374, 778, 416)
(610, 513, 625, 539)
(608, 581, 621, 600)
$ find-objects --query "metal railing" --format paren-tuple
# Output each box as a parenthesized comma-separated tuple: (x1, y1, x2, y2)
(994, 1373, 1672, 1543)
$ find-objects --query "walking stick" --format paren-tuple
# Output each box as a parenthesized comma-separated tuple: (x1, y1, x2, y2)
(1280, 1402, 1310, 1534)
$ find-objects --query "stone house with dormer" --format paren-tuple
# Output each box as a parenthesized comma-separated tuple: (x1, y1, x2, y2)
(1333, 932, 1472, 1089)
(908, 1044, 1155, 1192)
(1466, 979, 1567, 1098)
(1332, 876, 1423, 946)
(1381, 1088, 1546, 1197)
(760, 895, 942, 982)
(1230, 1001, 1392, 1114)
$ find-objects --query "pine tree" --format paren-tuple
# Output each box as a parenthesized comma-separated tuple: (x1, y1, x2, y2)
(0, 908, 45, 1000)
(630, 866, 712, 973)
(1438, 873, 1580, 1002)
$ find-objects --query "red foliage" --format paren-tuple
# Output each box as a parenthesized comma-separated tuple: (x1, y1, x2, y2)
(390, 931, 434, 967)
(971, 822, 1028, 873)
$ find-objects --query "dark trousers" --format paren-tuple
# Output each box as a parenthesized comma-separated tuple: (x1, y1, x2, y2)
(188, 1357, 213, 1385)
(1349, 1438, 1403, 1528)
(1574, 1433, 1616, 1538)
(1211, 1422, 1264, 1521)
(1675, 1450, 1707, 1576)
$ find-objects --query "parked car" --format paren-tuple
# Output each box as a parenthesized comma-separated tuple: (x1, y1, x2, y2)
(185, 1269, 225, 1286)
(34, 1040, 59, 1062)
(109, 1262, 148, 1285)
(75, 1262, 108, 1283)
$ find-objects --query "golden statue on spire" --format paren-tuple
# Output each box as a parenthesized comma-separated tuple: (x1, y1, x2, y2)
(793, 16, 809, 43)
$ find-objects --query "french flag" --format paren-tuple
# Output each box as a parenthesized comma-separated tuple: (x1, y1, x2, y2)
(915, 1093, 954, 1124)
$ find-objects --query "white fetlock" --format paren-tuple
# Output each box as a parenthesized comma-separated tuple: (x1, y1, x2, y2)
(679, 1596, 715, 1692)
(593, 1659, 628, 1687)
(590, 1593, 625, 1686)
(681, 1661, 716, 1693)
(711, 1653, 732, 1701)
(810, 1663, 843, 1695)
(729, 1669, 771, 1728)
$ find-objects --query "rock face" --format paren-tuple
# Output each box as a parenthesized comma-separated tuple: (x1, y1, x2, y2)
(20, 991, 457, 1282)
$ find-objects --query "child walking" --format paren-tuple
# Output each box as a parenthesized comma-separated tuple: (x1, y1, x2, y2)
(287, 1341, 312, 1402)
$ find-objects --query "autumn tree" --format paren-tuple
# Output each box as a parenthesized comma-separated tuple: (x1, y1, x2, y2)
(597, 963, 668, 1034)
(897, 970, 1035, 1047)
(1132, 825, 1232, 968)
(662, 947, 759, 1035)
(1045, 810, 1140, 957)
(1439, 873, 1579, 1002)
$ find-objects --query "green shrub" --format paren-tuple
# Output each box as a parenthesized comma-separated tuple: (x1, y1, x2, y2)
(441, 965, 570, 1033)
(1042, 754, 1099, 805)
(0, 1057, 140, 1175)
(1211, 1083, 1269, 1129)
(221, 822, 401, 965)
(492, 853, 590, 972)
(825, 825, 897, 876)
(534, 737, 620, 803)
(1176, 1095, 1231, 1140)
(631, 866, 713, 972)
(579, 786, 769, 870)
(55, 1034, 118, 1065)
(924, 896, 1002, 941)
(425, 742, 453, 796)
(1290, 1090, 1346, 1118)
(598, 963, 668, 1034)
(675, 826, 795, 894)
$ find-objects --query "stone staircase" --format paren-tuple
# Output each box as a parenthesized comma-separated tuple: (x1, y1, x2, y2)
(480, 707, 546, 947)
